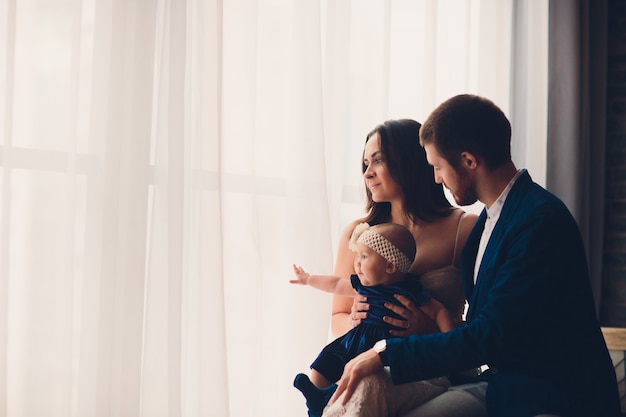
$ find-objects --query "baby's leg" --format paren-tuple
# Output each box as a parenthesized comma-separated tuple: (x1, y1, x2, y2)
(310, 369, 332, 388)
(294, 373, 338, 417)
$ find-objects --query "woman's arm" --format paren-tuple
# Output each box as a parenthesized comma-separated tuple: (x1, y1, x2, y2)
(331, 222, 366, 338)
(418, 298, 455, 333)
(454, 211, 478, 267)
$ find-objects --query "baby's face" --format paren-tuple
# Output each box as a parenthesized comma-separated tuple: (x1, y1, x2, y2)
(353, 243, 392, 286)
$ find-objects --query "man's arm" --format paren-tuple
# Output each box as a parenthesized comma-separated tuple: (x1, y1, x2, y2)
(330, 200, 577, 403)
(386, 202, 576, 384)
(329, 348, 384, 406)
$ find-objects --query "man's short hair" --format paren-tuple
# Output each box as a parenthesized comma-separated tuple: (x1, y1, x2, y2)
(420, 94, 512, 169)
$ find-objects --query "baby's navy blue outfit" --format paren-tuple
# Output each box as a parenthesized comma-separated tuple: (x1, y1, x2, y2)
(294, 273, 430, 417)
(311, 273, 430, 383)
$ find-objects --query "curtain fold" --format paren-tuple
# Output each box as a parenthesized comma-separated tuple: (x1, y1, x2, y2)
(0, 0, 16, 414)
(511, 0, 548, 185)
(0, 1, 548, 416)
(547, 0, 608, 314)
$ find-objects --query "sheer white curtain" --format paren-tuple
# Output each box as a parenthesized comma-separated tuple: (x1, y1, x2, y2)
(0, 0, 546, 416)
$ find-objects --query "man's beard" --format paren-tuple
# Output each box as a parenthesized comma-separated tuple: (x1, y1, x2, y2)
(452, 169, 478, 206)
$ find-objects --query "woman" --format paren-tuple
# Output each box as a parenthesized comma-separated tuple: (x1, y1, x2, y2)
(326, 119, 481, 417)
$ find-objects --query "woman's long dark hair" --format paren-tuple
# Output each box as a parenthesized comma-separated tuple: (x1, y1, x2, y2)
(360, 119, 453, 226)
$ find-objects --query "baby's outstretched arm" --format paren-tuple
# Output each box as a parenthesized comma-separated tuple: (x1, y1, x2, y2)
(290, 264, 356, 297)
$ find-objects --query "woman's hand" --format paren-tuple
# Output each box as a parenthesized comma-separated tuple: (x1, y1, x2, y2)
(384, 294, 439, 336)
(350, 294, 369, 328)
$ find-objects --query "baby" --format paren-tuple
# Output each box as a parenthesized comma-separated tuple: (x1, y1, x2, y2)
(290, 222, 454, 417)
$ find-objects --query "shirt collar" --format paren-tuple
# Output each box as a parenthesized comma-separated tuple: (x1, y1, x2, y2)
(486, 169, 524, 220)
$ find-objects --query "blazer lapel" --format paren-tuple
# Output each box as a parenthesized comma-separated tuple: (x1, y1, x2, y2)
(464, 170, 533, 321)
(461, 209, 487, 317)
(491, 169, 532, 230)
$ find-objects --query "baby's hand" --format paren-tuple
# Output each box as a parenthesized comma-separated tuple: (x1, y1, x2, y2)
(290, 264, 310, 285)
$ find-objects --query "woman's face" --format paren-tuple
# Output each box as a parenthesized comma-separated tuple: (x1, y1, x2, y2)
(363, 133, 402, 203)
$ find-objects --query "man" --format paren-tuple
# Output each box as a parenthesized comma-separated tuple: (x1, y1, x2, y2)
(329, 94, 620, 417)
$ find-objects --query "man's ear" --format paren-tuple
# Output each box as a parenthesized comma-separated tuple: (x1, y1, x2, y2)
(386, 262, 397, 273)
(460, 152, 478, 170)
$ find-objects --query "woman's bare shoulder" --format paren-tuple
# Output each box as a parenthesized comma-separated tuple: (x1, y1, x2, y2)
(459, 208, 479, 221)
(343, 219, 362, 230)
(458, 209, 478, 237)
(428, 208, 472, 233)
(411, 209, 475, 273)
(340, 220, 361, 238)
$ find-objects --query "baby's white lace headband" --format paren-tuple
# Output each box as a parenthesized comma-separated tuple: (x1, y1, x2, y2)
(348, 223, 412, 273)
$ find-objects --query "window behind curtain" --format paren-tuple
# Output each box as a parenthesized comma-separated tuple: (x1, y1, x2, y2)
(0, 1, 546, 416)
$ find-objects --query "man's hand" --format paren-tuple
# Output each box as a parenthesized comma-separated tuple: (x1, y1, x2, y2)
(384, 294, 439, 336)
(329, 348, 384, 406)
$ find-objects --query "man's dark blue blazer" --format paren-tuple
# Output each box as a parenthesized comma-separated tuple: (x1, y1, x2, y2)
(386, 170, 620, 417)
